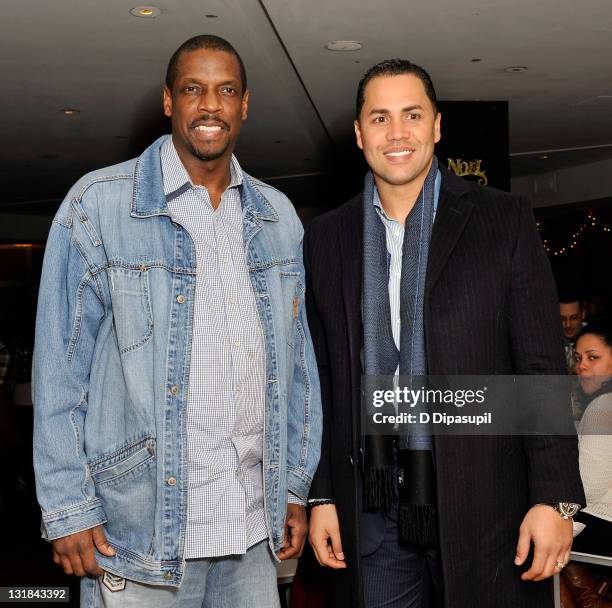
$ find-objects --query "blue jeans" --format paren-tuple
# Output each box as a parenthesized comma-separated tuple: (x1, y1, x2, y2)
(80, 540, 281, 608)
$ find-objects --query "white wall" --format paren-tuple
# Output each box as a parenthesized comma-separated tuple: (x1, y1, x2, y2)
(512, 158, 612, 207)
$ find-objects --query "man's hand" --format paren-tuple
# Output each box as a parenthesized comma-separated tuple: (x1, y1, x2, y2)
(515, 505, 573, 581)
(308, 503, 347, 569)
(52, 525, 115, 577)
(277, 504, 308, 560)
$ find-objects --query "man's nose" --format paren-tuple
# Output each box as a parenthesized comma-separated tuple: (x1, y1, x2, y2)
(387, 116, 410, 141)
(198, 90, 222, 113)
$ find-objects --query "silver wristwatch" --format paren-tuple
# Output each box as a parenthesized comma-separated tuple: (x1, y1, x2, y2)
(552, 502, 581, 520)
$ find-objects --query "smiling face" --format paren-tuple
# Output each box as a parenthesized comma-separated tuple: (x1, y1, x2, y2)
(575, 333, 612, 395)
(354, 73, 441, 191)
(163, 48, 249, 168)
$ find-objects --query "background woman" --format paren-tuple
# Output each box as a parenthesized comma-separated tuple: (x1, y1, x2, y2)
(561, 319, 612, 608)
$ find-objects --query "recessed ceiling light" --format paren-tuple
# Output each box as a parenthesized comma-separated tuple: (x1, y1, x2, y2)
(130, 6, 161, 18)
(205, 14, 218, 18)
(504, 66, 528, 73)
(325, 41, 363, 52)
(471, 58, 481, 62)
(61, 109, 80, 116)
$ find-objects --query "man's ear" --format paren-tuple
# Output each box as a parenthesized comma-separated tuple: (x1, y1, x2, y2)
(434, 112, 442, 144)
(163, 85, 173, 118)
(241, 89, 250, 121)
(354, 119, 363, 150)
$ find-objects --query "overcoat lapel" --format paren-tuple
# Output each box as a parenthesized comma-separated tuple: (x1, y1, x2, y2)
(425, 168, 475, 297)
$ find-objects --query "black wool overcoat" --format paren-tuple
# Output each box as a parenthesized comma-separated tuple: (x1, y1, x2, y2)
(303, 166, 585, 608)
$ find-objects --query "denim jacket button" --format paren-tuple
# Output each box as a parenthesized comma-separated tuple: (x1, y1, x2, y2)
(163, 572, 172, 580)
(176, 295, 186, 304)
(166, 477, 177, 486)
(139, 264, 146, 272)
(170, 385, 179, 395)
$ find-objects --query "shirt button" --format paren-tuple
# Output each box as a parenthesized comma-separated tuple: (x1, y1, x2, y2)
(166, 477, 177, 486)
(164, 572, 173, 580)
(234, 340, 241, 348)
(170, 385, 179, 395)
(176, 295, 185, 304)
(229, 297, 236, 305)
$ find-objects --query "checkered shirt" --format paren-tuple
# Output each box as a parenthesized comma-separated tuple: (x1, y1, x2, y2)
(161, 136, 268, 558)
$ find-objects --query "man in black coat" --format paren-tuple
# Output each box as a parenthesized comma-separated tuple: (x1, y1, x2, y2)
(304, 59, 585, 608)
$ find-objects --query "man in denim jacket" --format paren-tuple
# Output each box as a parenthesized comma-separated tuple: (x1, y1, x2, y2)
(33, 35, 321, 607)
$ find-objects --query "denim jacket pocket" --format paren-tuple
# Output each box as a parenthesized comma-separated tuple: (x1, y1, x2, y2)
(279, 270, 304, 349)
(89, 436, 157, 558)
(107, 266, 154, 354)
(90, 438, 156, 487)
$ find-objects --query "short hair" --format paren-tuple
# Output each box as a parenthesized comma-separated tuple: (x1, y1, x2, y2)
(165, 35, 247, 94)
(559, 295, 583, 308)
(577, 317, 612, 348)
(355, 58, 438, 119)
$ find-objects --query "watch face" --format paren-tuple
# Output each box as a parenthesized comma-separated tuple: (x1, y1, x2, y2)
(559, 503, 580, 517)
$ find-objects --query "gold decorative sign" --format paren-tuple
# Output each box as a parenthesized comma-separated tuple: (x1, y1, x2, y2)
(447, 158, 488, 186)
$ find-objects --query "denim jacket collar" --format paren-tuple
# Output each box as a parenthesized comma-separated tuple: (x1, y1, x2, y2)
(241, 175, 279, 223)
(131, 135, 278, 223)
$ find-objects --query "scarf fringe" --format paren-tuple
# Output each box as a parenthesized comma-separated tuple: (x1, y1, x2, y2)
(399, 503, 438, 549)
(363, 466, 395, 511)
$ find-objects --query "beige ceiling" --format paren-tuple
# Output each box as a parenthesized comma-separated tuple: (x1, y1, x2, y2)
(2, 0, 612, 207)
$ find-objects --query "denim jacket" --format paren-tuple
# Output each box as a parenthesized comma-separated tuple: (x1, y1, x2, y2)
(32, 136, 322, 586)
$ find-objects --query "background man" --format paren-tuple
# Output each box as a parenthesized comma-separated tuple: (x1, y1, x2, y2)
(33, 35, 321, 607)
(304, 59, 584, 607)
(560, 296, 585, 373)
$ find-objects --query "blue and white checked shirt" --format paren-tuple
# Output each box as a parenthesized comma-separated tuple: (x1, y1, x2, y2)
(161, 136, 268, 558)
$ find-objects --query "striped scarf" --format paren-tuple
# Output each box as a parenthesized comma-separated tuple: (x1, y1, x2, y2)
(362, 157, 438, 548)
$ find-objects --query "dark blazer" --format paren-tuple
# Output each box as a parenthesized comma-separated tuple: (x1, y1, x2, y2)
(303, 166, 585, 608)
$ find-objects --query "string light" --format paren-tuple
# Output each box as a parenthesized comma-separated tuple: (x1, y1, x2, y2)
(538, 211, 612, 256)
